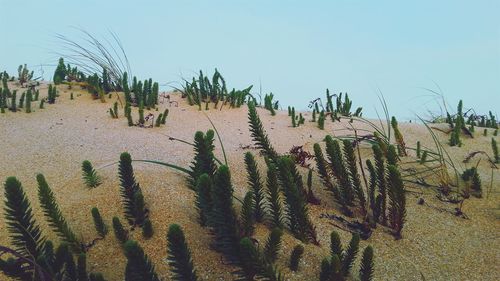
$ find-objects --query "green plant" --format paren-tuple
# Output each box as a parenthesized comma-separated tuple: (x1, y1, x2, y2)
(244, 152, 265, 222)
(189, 130, 218, 189)
(118, 152, 148, 226)
(372, 144, 387, 224)
(289, 244, 304, 271)
(37, 174, 82, 253)
(238, 237, 284, 281)
(9, 90, 16, 112)
(265, 162, 284, 229)
(420, 150, 428, 165)
(3, 177, 46, 260)
(142, 218, 154, 239)
(387, 165, 406, 239)
(391, 116, 407, 156)
(54, 58, 66, 84)
(264, 93, 278, 116)
(366, 159, 377, 218)
(341, 233, 360, 276)
(123, 240, 160, 281)
(77, 253, 89, 281)
(276, 156, 318, 244)
(343, 139, 367, 216)
(462, 167, 482, 198)
(263, 228, 283, 262)
(416, 141, 421, 158)
(91, 207, 108, 238)
(18, 92, 25, 109)
(312, 108, 317, 122)
(17, 64, 33, 86)
(25, 90, 32, 113)
(325, 136, 354, 211)
(195, 174, 213, 227)
(359, 246, 374, 281)
(449, 100, 464, 147)
(330, 231, 343, 261)
(313, 143, 336, 194)
(155, 113, 163, 127)
(112, 216, 128, 244)
(125, 103, 133, 126)
(211, 165, 241, 261)
(248, 101, 279, 160)
(109, 102, 119, 118)
(48, 84, 57, 104)
(39, 98, 45, 109)
(138, 101, 145, 124)
(291, 107, 297, 127)
(166, 224, 199, 281)
(82, 160, 102, 188)
(240, 191, 255, 236)
(493, 138, 499, 163)
(161, 108, 169, 124)
(318, 110, 325, 130)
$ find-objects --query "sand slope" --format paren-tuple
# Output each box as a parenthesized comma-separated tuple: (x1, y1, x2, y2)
(0, 83, 499, 280)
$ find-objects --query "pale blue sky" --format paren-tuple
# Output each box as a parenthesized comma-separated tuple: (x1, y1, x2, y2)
(1, 0, 498, 119)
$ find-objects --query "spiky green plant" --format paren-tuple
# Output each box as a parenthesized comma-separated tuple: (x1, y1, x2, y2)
(241, 191, 256, 236)
(155, 113, 163, 127)
(161, 108, 169, 124)
(265, 162, 284, 229)
(343, 139, 367, 216)
(372, 144, 387, 224)
(54, 58, 66, 84)
(492, 138, 499, 163)
(118, 152, 147, 226)
(244, 152, 265, 222)
(4, 177, 46, 260)
(325, 136, 354, 210)
(291, 107, 297, 127)
(299, 113, 305, 125)
(238, 237, 284, 281)
(25, 90, 32, 113)
(166, 224, 199, 281)
(386, 144, 398, 166)
(18, 92, 25, 109)
(289, 244, 304, 271)
(142, 218, 154, 239)
(138, 101, 145, 125)
(9, 90, 16, 112)
(77, 253, 88, 281)
(387, 165, 406, 239)
(341, 233, 360, 276)
(124, 240, 160, 281)
(287, 106, 291, 116)
(366, 159, 377, 217)
(40, 98, 45, 109)
(494, 129, 498, 136)
(330, 231, 343, 261)
(248, 101, 279, 160)
(211, 165, 241, 261)
(70, 92, 74, 100)
(312, 108, 316, 122)
(91, 207, 108, 238)
(189, 130, 218, 189)
(420, 150, 428, 165)
(48, 84, 57, 104)
(313, 143, 337, 195)
(318, 110, 325, 130)
(82, 160, 102, 188)
(359, 246, 374, 281)
(319, 257, 333, 281)
(416, 141, 421, 158)
(195, 174, 213, 227)
(112, 216, 128, 244)
(264, 228, 283, 263)
(483, 128, 487, 136)
(391, 116, 407, 156)
(276, 156, 318, 244)
(125, 103, 133, 126)
(37, 174, 82, 253)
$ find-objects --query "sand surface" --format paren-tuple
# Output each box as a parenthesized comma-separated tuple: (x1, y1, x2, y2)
(0, 82, 499, 280)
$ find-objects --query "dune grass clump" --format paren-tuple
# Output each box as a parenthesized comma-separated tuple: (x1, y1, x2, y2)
(166, 224, 199, 281)
(189, 130, 218, 188)
(91, 207, 108, 238)
(180, 69, 252, 110)
(118, 152, 148, 226)
(82, 160, 102, 188)
(123, 240, 160, 281)
(37, 174, 82, 253)
(264, 93, 278, 116)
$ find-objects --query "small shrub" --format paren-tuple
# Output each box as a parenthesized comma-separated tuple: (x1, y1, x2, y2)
(359, 246, 374, 281)
(91, 207, 108, 238)
(263, 228, 283, 262)
(166, 224, 199, 281)
(123, 240, 160, 281)
(112, 216, 128, 244)
(142, 218, 154, 239)
(161, 108, 169, 124)
(289, 244, 304, 271)
(82, 160, 102, 188)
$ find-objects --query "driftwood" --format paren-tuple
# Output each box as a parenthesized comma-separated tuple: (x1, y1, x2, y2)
(319, 213, 372, 240)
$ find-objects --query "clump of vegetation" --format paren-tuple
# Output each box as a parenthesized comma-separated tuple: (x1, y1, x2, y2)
(248, 101, 279, 160)
(82, 160, 102, 188)
(461, 167, 482, 198)
(17, 64, 33, 87)
(118, 152, 149, 226)
(39, 98, 45, 109)
(264, 92, 278, 115)
(237, 236, 284, 281)
(112, 216, 128, 244)
(263, 228, 283, 262)
(493, 138, 499, 163)
(109, 101, 119, 118)
(318, 110, 325, 130)
(265, 162, 284, 229)
(180, 69, 252, 110)
(53, 58, 67, 84)
(25, 90, 32, 113)
(289, 244, 304, 271)
(91, 207, 108, 238)
(18, 92, 25, 109)
(244, 152, 266, 222)
(37, 174, 82, 253)
(142, 218, 154, 239)
(291, 107, 297, 127)
(166, 224, 199, 281)
(359, 246, 375, 281)
(48, 84, 57, 104)
(391, 116, 407, 156)
(123, 240, 160, 281)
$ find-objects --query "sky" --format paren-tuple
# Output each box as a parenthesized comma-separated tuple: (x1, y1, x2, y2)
(0, 0, 499, 119)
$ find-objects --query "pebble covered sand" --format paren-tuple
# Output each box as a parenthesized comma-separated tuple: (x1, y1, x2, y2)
(0, 82, 499, 280)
